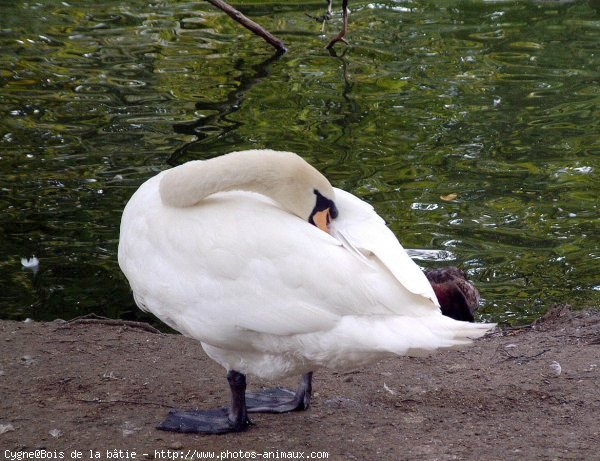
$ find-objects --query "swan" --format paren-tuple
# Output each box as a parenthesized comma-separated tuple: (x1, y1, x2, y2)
(118, 149, 495, 434)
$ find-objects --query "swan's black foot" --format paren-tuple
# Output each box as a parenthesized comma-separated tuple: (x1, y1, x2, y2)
(246, 387, 305, 413)
(158, 370, 252, 434)
(247, 372, 313, 413)
(155, 371, 313, 433)
(157, 407, 252, 434)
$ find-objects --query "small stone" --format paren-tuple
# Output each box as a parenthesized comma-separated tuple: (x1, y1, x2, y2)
(0, 424, 15, 434)
(549, 361, 562, 377)
(121, 421, 141, 436)
(21, 355, 36, 366)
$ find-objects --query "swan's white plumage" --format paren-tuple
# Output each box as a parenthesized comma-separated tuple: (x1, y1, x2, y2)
(330, 188, 439, 305)
(118, 150, 494, 380)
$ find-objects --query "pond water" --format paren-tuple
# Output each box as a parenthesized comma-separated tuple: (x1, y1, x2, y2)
(1, 0, 598, 325)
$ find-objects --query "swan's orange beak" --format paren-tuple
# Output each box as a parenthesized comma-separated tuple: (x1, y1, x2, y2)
(312, 208, 332, 234)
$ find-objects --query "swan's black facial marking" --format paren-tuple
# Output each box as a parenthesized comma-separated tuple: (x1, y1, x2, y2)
(313, 190, 339, 219)
(309, 190, 338, 231)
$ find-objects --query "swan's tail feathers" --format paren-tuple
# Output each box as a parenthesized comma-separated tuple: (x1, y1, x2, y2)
(309, 315, 496, 368)
(403, 318, 496, 357)
(387, 315, 496, 356)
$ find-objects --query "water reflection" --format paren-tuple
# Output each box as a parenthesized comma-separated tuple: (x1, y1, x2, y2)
(169, 52, 284, 164)
(1, 0, 598, 325)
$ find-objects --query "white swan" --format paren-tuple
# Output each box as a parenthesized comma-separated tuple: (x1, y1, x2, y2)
(118, 149, 495, 433)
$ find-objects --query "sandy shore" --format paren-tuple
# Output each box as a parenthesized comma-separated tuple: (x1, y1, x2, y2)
(1, 306, 599, 461)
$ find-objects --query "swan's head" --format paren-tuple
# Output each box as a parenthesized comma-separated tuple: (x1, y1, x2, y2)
(261, 150, 339, 233)
(159, 149, 339, 233)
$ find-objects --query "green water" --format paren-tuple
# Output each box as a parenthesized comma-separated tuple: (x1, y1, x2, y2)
(1, 0, 598, 325)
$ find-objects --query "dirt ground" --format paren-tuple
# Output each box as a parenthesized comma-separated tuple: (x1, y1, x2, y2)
(1, 306, 599, 461)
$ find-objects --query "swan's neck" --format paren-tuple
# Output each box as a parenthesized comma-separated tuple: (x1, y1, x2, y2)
(158, 150, 334, 221)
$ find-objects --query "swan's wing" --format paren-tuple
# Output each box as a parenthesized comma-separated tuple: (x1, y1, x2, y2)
(120, 185, 345, 342)
(330, 188, 439, 308)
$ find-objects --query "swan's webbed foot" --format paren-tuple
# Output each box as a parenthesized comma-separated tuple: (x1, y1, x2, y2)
(157, 370, 252, 434)
(246, 387, 304, 413)
(157, 407, 252, 434)
(156, 372, 313, 432)
(246, 372, 313, 413)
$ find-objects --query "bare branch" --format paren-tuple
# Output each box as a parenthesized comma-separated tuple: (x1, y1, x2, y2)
(205, 0, 287, 53)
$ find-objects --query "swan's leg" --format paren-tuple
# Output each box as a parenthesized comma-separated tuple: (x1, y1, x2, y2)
(157, 370, 253, 434)
(325, 0, 349, 49)
(246, 372, 313, 413)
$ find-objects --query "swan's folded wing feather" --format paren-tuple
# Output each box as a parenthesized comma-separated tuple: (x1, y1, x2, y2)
(331, 188, 439, 308)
